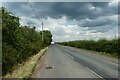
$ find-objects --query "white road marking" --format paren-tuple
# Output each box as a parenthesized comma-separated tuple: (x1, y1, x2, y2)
(68, 54, 74, 59)
(85, 66, 105, 79)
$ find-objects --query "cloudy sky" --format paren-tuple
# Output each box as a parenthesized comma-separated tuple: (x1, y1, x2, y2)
(2, 0, 119, 42)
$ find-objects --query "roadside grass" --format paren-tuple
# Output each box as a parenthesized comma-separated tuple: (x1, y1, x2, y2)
(3, 47, 48, 78)
(62, 45, 118, 58)
(79, 48, 118, 58)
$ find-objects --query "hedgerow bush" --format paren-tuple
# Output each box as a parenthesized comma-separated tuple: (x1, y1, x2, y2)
(58, 38, 119, 56)
(2, 7, 52, 75)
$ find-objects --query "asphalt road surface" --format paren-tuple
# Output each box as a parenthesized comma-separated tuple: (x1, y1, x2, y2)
(32, 44, 119, 79)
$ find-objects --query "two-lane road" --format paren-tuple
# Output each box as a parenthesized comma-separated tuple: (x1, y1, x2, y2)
(32, 44, 119, 79)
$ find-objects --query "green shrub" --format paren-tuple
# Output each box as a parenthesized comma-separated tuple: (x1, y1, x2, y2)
(58, 38, 119, 57)
(2, 7, 52, 75)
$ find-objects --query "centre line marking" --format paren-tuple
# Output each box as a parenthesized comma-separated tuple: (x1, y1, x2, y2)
(68, 54, 74, 59)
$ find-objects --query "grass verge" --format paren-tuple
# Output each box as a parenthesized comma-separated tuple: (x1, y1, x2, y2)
(3, 47, 48, 78)
(62, 45, 118, 58)
(79, 48, 118, 58)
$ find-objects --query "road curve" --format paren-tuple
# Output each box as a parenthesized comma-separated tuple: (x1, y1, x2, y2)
(32, 44, 119, 79)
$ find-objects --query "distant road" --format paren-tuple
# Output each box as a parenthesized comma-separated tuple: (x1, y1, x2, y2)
(32, 44, 119, 79)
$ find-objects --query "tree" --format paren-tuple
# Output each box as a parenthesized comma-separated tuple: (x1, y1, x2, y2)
(2, 7, 52, 75)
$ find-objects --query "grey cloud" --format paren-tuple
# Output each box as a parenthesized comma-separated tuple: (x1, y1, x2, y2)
(47, 2, 117, 20)
(86, 26, 115, 33)
(2, 2, 118, 41)
(3, 2, 117, 20)
(51, 26, 65, 36)
(3, 2, 35, 17)
(80, 17, 117, 27)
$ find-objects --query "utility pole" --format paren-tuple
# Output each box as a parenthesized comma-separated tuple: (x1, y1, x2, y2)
(114, 30, 117, 39)
(42, 22, 44, 45)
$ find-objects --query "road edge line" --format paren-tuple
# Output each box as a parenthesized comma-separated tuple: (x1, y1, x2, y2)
(85, 66, 104, 79)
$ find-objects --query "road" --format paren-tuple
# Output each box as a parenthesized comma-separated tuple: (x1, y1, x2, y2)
(32, 44, 119, 79)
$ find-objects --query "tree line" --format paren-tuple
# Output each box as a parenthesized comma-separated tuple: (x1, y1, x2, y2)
(2, 7, 52, 75)
(58, 38, 119, 57)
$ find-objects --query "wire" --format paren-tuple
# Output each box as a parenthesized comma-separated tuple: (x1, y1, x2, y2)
(26, 19, 31, 26)
(26, 0, 44, 32)
(27, 0, 39, 20)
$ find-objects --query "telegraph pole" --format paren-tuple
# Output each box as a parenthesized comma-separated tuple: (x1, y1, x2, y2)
(114, 30, 117, 39)
(42, 22, 44, 46)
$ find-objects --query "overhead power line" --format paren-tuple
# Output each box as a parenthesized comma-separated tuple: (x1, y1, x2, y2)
(26, 0, 44, 46)
(26, 19, 31, 26)
(27, 0, 39, 20)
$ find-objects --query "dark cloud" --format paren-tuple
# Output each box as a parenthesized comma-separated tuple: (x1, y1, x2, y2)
(3, 2, 118, 41)
(3, 2, 35, 17)
(3, 2, 117, 20)
(3, 2, 118, 28)
(80, 16, 117, 27)
(118, 2, 120, 15)
(87, 26, 114, 33)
